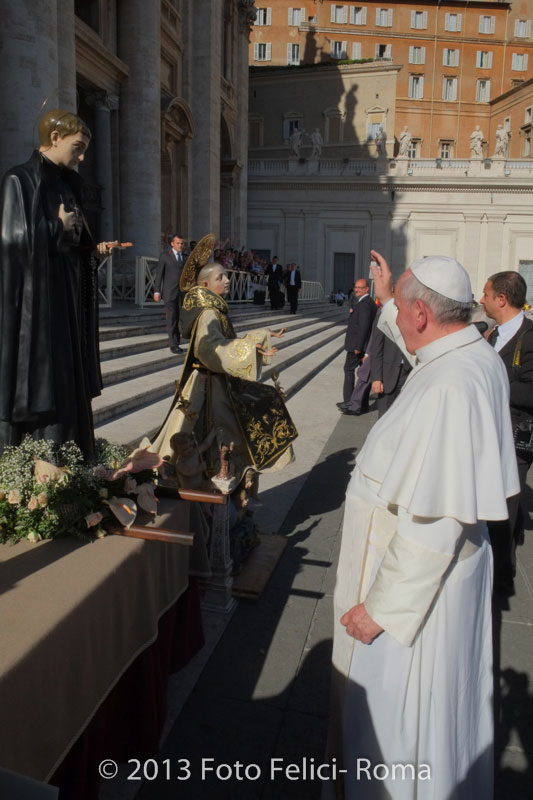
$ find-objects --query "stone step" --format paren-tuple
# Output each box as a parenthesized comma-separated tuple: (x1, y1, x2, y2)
(92, 320, 346, 426)
(98, 305, 347, 361)
(98, 300, 344, 341)
(98, 296, 334, 326)
(100, 315, 344, 386)
(94, 329, 346, 448)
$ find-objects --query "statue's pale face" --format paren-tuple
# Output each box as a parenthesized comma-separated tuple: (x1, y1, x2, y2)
(43, 131, 90, 170)
(204, 268, 230, 296)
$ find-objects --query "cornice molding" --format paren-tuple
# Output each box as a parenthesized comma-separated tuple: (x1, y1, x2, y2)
(248, 179, 533, 194)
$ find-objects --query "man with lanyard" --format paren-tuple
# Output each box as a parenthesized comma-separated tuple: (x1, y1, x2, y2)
(481, 271, 533, 596)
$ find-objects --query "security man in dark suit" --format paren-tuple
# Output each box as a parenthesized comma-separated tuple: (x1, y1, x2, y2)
(154, 233, 185, 353)
(285, 262, 302, 314)
(370, 313, 412, 418)
(481, 271, 533, 596)
(266, 256, 284, 310)
(338, 278, 377, 408)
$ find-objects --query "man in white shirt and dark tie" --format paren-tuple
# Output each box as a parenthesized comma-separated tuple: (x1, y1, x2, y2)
(154, 234, 186, 353)
(481, 271, 533, 596)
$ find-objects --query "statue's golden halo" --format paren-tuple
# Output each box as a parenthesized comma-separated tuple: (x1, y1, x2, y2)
(179, 233, 216, 292)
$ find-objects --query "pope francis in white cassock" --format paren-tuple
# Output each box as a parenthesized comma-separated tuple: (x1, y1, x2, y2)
(326, 253, 519, 800)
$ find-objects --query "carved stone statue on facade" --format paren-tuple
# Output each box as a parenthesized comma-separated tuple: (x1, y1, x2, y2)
(374, 127, 387, 158)
(290, 128, 306, 158)
(493, 124, 510, 158)
(398, 126, 412, 157)
(470, 125, 484, 158)
(310, 128, 323, 159)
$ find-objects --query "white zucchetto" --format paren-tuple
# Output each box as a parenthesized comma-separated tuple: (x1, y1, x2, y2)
(410, 256, 472, 303)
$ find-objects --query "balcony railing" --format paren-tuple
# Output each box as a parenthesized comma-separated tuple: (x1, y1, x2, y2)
(248, 157, 533, 178)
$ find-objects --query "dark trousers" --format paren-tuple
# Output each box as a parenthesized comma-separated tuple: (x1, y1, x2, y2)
(343, 351, 363, 404)
(489, 454, 531, 594)
(287, 285, 299, 314)
(164, 296, 181, 348)
(347, 355, 372, 412)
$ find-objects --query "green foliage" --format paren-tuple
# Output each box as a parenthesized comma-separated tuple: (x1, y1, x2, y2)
(0, 436, 154, 545)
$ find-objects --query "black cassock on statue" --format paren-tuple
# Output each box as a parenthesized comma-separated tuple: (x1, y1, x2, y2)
(0, 151, 102, 459)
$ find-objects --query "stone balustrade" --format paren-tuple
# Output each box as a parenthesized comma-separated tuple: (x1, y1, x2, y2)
(248, 157, 533, 179)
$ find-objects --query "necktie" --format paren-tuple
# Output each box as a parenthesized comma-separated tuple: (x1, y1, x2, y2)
(491, 326, 498, 347)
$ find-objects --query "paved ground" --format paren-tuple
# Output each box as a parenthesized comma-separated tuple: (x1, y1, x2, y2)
(102, 371, 533, 799)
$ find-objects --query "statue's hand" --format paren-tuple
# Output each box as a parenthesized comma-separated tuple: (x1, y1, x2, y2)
(58, 203, 76, 232)
(256, 345, 278, 357)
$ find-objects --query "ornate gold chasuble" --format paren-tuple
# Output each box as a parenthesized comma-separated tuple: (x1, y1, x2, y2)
(155, 287, 297, 474)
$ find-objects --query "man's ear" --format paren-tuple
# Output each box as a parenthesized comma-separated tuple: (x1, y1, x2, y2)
(414, 299, 428, 331)
(50, 130, 61, 146)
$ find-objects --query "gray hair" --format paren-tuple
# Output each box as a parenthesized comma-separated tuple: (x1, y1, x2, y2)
(400, 271, 472, 324)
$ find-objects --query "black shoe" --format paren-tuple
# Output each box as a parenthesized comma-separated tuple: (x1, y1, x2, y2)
(170, 345, 183, 354)
(342, 409, 361, 416)
(337, 402, 349, 410)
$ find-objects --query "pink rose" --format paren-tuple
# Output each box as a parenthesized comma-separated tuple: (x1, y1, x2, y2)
(85, 511, 104, 528)
(37, 493, 48, 507)
(124, 476, 137, 494)
(8, 489, 21, 505)
(27, 496, 39, 511)
(93, 465, 110, 479)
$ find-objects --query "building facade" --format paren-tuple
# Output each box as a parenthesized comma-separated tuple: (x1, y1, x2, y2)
(249, 0, 533, 157)
(0, 0, 256, 268)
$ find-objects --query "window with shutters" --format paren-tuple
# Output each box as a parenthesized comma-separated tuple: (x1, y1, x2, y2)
(525, 107, 532, 124)
(515, 19, 531, 38)
(409, 46, 426, 65)
(442, 77, 457, 101)
(325, 109, 344, 143)
(411, 11, 427, 30)
(253, 42, 272, 61)
(288, 7, 305, 26)
(283, 114, 303, 141)
(255, 8, 271, 26)
(512, 53, 529, 71)
(409, 74, 424, 99)
(352, 41, 362, 59)
(408, 138, 420, 159)
(331, 4, 348, 23)
(332, 40, 348, 59)
(376, 8, 393, 27)
(476, 51, 493, 69)
(248, 116, 263, 148)
(440, 141, 454, 159)
(523, 131, 531, 156)
(351, 6, 367, 25)
(476, 79, 490, 102)
(443, 48, 459, 67)
(375, 43, 391, 59)
(479, 15, 495, 35)
(287, 43, 300, 65)
(445, 13, 461, 32)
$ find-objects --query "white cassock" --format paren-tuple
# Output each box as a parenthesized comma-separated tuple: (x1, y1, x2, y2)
(327, 306, 519, 800)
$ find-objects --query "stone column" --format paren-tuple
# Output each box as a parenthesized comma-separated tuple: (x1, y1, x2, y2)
(86, 91, 118, 243)
(485, 214, 506, 279)
(117, 1, 160, 258)
(56, 0, 76, 110)
(463, 212, 483, 299)
(0, 0, 60, 176)
(232, 2, 254, 247)
(189, 0, 223, 239)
